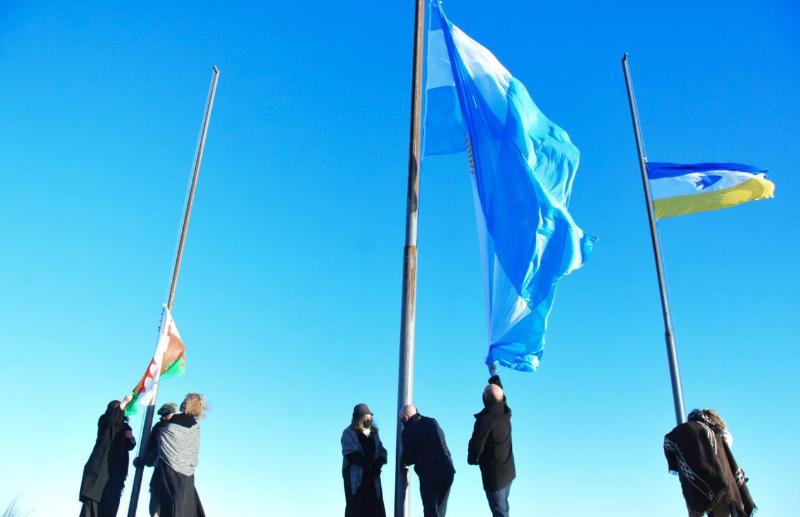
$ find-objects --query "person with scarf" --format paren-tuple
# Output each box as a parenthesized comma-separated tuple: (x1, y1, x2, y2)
(79, 400, 137, 517)
(468, 373, 515, 517)
(664, 408, 756, 517)
(133, 402, 178, 516)
(341, 403, 388, 517)
(154, 393, 207, 517)
(400, 404, 455, 517)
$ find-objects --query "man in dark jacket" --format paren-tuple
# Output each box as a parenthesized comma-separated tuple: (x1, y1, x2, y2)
(133, 402, 178, 516)
(400, 404, 455, 517)
(468, 375, 515, 517)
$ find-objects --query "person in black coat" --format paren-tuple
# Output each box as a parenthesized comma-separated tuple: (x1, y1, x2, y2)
(133, 402, 178, 516)
(400, 404, 455, 517)
(79, 400, 136, 517)
(341, 403, 388, 517)
(468, 374, 515, 517)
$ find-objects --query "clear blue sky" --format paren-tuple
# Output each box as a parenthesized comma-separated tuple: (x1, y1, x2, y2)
(1, 1, 798, 515)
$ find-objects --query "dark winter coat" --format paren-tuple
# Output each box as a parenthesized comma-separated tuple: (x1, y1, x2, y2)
(468, 376, 515, 492)
(342, 426, 388, 517)
(79, 402, 136, 510)
(664, 420, 756, 516)
(401, 414, 455, 481)
(142, 419, 169, 467)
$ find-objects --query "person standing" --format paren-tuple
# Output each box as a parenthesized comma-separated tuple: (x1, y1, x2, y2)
(399, 404, 455, 517)
(154, 393, 207, 517)
(79, 400, 137, 517)
(468, 374, 515, 517)
(341, 403, 388, 517)
(133, 402, 178, 516)
(664, 408, 756, 517)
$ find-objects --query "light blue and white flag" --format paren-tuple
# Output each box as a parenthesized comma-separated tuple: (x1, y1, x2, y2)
(423, 1, 595, 371)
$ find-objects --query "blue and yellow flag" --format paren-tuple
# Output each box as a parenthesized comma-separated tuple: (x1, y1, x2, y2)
(423, 1, 595, 371)
(647, 162, 775, 220)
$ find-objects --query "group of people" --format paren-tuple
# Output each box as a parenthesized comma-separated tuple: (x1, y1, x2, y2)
(78, 393, 207, 517)
(76, 382, 755, 517)
(341, 374, 515, 517)
(341, 373, 756, 517)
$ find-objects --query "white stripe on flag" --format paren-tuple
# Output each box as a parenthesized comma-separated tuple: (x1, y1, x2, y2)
(426, 29, 456, 90)
(451, 25, 511, 124)
(649, 170, 760, 200)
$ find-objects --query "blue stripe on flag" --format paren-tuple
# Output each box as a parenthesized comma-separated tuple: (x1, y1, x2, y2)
(423, 87, 465, 156)
(647, 162, 764, 179)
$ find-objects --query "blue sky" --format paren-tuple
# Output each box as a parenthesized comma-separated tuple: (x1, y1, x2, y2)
(0, 1, 798, 515)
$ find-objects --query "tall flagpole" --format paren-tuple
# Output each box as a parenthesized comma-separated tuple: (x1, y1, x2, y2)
(621, 54, 686, 425)
(396, 0, 425, 515)
(127, 65, 220, 517)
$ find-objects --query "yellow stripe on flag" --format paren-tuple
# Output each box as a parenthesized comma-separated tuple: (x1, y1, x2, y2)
(654, 176, 775, 220)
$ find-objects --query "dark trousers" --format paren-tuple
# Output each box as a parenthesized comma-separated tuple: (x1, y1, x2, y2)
(485, 483, 511, 517)
(419, 472, 454, 517)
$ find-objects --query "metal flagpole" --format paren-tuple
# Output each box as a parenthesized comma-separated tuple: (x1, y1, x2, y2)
(621, 54, 686, 425)
(395, 0, 426, 515)
(127, 65, 220, 517)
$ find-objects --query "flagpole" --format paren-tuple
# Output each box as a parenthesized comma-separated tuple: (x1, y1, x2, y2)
(395, 0, 425, 515)
(127, 65, 219, 517)
(621, 54, 686, 425)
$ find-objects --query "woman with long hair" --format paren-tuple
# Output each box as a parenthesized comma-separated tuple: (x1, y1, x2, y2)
(79, 400, 136, 517)
(155, 393, 207, 517)
(665, 408, 756, 517)
(341, 403, 388, 517)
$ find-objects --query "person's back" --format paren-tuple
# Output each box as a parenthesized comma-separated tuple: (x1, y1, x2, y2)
(79, 400, 136, 517)
(154, 393, 207, 517)
(664, 408, 756, 517)
(468, 377, 515, 493)
(468, 375, 515, 517)
(402, 414, 454, 480)
(400, 406, 455, 517)
(159, 413, 201, 477)
(469, 401, 514, 489)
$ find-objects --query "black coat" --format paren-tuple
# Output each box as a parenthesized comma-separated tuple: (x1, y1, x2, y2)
(401, 414, 455, 481)
(142, 420, 168, 467)
(154, 462, 206, 517)
(79, 404, 136, 504)
(468, 376, 515, 492)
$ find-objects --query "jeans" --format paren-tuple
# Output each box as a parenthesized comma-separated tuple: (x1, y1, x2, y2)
(485, 483, 511, 517)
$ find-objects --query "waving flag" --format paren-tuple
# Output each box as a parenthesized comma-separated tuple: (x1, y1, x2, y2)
(647, 162, 774, 220)
(122, 307, 186, 415)
(423, 1, 595, 371)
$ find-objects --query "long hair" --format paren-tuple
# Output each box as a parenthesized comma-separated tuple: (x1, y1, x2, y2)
(701, 409, 727, 432)
(181, 393, 208, 419)
(351, 414, 378, 435)
(688, 408, 728, 434)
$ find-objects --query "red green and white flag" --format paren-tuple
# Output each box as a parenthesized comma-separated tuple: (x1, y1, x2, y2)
(122, 307, 186, 416)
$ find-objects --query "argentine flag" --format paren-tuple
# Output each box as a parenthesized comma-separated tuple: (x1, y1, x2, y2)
(423, 1, 594, 371)
(647, 162, 775, 220)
